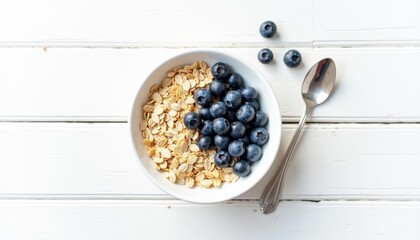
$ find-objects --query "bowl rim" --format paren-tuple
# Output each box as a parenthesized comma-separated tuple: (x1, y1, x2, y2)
(128, 49, 282, 203)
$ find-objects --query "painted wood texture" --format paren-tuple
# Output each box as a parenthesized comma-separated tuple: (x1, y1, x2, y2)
(2, 122, 420, 199)
(314, 0, 420, 43)
(2, 0, 420, 239)
(0, 47, 420, 122)
(1, 200, 420, 240)
(0, 0, 312, 45)
(1, 0, 420, 45)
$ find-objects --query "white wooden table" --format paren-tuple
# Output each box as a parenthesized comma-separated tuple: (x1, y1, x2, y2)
(2, 1, 420, 239)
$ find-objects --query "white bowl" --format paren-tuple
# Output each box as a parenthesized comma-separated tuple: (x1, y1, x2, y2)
(129, 49, 281, 203)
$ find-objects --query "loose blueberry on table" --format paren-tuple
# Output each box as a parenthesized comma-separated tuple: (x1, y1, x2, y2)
(258, 48, 274, 64)
(259, 21, 277, 38)
(284, 49, 302, 68)
(184, 61, 270, 178)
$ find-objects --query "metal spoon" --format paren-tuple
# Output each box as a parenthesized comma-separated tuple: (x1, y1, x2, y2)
(259, 58, 336, 214)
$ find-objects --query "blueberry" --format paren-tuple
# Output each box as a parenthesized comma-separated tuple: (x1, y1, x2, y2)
(246, 144, 262, 162)
(197, 136, 213, 150)
(227, 73, 242, 90)
(199, 120, 214, 136)
(214, 135, 230, 150)
(230, 121, 246, 139)
(284, 49, 302, 68)
(210, 80, 227, 97)
(213, 117, 230, 135)
(225, 110, 237, 122)
(184, 112, 201, 129)
(236, 105, 255, 122)
(223, 91, 242, 109)
(237, 135, 251, 145)
(250, 127, 269, 145)
(211, 62, 230, 80)
(253, 111, 268, 127)
(194, 88, 212, 107)
(233, 160, 251, 177)
(210, 102, 228, 118)
(244, 99, 260, 111)
(258, 48, 273, 64)
(259, 21, 277, 38)
(199, 107, 212, 120)
(214, 150, 232, 168)
(241, 87, 258, 101)
(228, 140, 245, 157)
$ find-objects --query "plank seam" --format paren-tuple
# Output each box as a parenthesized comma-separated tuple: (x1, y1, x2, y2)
(2, 195, 420, 202)
(1, 41, 420, 48)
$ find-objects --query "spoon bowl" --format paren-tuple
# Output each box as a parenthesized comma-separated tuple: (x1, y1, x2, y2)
(302, 58, 336, 108)
(259, 58, 336, 214)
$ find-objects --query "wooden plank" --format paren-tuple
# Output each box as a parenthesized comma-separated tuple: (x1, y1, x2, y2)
(314, 0, 420, 43)
(1, 122, 420, 199)
(1, 200, 419, 240)
(0, 0, 312, 45)
(2, 1, 420, 45)
(0, 123, 164, 196)
(0, 47, 420, 122)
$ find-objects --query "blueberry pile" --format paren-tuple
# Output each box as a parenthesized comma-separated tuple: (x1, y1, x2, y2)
(184, 62, 269, 177)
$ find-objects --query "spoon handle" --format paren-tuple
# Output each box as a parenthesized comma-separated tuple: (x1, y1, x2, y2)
(259, 106, 312, 214)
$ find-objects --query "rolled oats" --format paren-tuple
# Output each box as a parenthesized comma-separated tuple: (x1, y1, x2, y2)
(170, 103, 181, 111)
(201, 179, 213, 188)
(143, 105, 154, 113)
(178, 163, 189, 173)
(152, 92, 162, 103)
(153, 157, 164, 164)
(213, 179, 222, 187)
(168, 170, 177, 183)
(141, 61, 240, 188)
(159, 161, 168, 169)
(185, 178, 194, 188)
